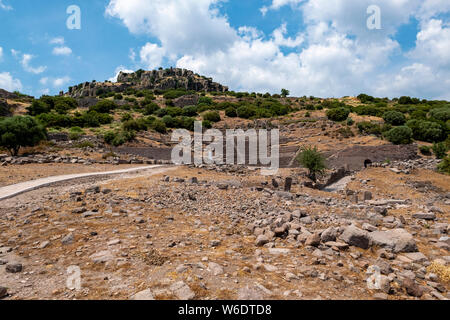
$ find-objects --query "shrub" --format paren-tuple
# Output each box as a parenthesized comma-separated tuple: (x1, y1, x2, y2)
(432, 142, 448, 159)
(353, 105, 384, 117)
(357, 94, 375, 103)
(406, 120, 445, 142)
(103, 130, 135, 146)
(89, 100, 117, 114)
(347, 118, 355, 126)
(437, 156, 450, 174)
(410, 110, 427, 120)
(27, 100, 51, 116)
(203, 111, 221, 123)
(384, 126, 413, 145)
(198, 96, 213, 105)
(114, 94, 123, 100)
(398, 96, 414, 105)
(202, 120, 212, 129)
(419, 145, 432, 156)
(121, 113, 133, 122)
(295, 145, 326, 182)
(326, 107, 350, 122)
(150, 119, 167, 134)
(225, 107, 237, 118)
(0, 116, 46, 155)
(182, 106, 198, 117)
(383, 111, 406, 126)
(143, 102, 160, 115)
(237, 105, 256, 119)
(429, 107, 450, 122)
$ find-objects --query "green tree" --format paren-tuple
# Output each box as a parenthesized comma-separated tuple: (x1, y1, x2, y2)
(295, 145, 326, 182)
(0, 116, 46, 156)
(281, 89, 290, 98)
(383, 111, 406, 126)
(384, 126, 413, 145)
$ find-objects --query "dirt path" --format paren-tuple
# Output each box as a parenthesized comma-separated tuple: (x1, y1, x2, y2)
(0, 165, 170, 201)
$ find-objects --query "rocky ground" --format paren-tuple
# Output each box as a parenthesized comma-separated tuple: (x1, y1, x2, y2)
(0, 163, 448, 300)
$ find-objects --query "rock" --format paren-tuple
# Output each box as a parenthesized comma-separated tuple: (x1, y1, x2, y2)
(369, 229, 418, 253)
(107, 239, 121, 246)
(132, 289, 155, 300)
(402, 278, 423, 297)
(237, 286, 263, 300)
(61, 233, 74, 245)
(176, 264, 189, 274)
(39, 241, 50, 249)
(374, 259, 393, 275)
(90, 250, 114, 264)
(170, 281, 195, 300)
(340, 225, 370, 249)
(284, 177, 293, 192)
(324, 241, 349, 250)
(362, 223, 378, 232)
(401, 252, 428, 263)
(208, 262, 224, 276)
(364, 191, 373, 201)
(321, 227, 338, 242)
(6, 263, 23, 273)
(255, 235, 269, 247)
(0, 286, 7, 299)
(373, 293, 388, 300)
(412, 212, 436, 221)
(305, 233, 321, 247)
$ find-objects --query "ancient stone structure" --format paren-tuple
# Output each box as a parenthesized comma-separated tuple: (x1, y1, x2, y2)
(66, 68, 228, 98)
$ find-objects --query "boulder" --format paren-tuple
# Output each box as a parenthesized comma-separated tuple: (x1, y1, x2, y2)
(340, 225, 370, 249)
(369, 229, 417, 253)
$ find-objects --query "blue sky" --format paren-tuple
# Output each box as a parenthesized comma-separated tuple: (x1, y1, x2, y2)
(0, 0, 449, 99)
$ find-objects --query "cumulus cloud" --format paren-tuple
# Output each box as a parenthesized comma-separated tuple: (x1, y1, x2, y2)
(52, 76, 71, 87)
(106, 0, 237, 55)
(20, 54, 47, 74)
(139, 42, 166, 70)
(107, 0, 450, 99)
(52, 46, 72, 56)
(0, 72, 22, 91)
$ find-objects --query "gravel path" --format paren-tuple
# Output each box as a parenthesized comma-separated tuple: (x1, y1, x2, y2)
(0, 165, 166, 201)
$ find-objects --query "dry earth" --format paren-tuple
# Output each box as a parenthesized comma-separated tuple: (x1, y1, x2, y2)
(0, 163, 448, 300)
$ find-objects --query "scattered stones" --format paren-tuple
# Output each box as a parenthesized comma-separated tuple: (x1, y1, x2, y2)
(61, 233, 74, 245)
(412, 212, 436, 221)
(402, 278, 423, 297)
(208, 262, 224, 276)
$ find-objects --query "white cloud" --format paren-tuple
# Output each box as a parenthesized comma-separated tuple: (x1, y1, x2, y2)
(109, 66, 135, 82)
(0, 47, 3, 61)
(11, 49, 20, 58)
(52, 77, 71, 88)
(52, 46, 72, 56)
(260, 0, 304, 16)
(139, 42, 166, 70)
(107, 0, 450, 99)
(50, 37, 65, 45)
(0, 0, 12, 11)
(0, 72, 22, 92)
(39, 77, 49, 85)
(106, 0, 237, 55)
(20, 54, 47, 74)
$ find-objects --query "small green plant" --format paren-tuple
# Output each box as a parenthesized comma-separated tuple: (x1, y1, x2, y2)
(295, 145, 326, 182)
(432, 142, 448, 159)
(419, 145, 432, 156)
(437, 156, 450, 174)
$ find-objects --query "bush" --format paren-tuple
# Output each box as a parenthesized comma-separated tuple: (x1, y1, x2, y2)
(202, 120, 212, 129)
(150, 119, 167, 134)
(347, 118, 355, 126)
(419, 145, 432, 156)
(203, 111, 221, 123)
(237, 105, 256, 119)
(353, 105, 384, 117)
(406, 120, 445, 142)
(103, 130, 135, 146)
(89, 100, 117, 114)
(432, 142, 448, 159)
(143, 102, 160, 115)
(121, 113, 133, 122)
(114, 94, 123, 100)
(437, 156, 450, 174)
(295, 145, 326, 182)
(326, 107, 350, 122)
(384, 126, 413, 145)
(357, 94, 375, 103)
(198, 96, 213, 105)
(383, 111, 406, 126)
(429, 107, 450, 122)
(182, 106, 198, 117)
(0, 116, 46, 155)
